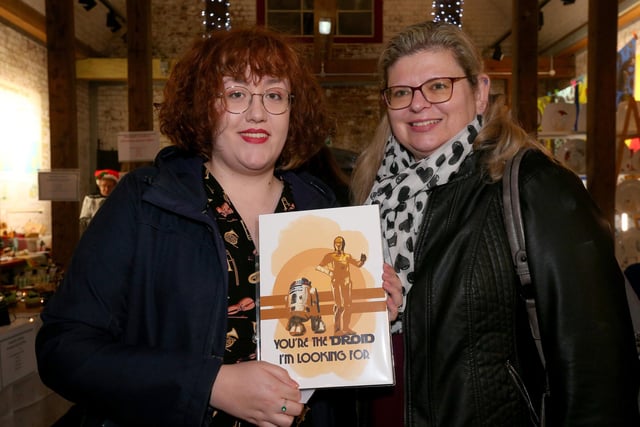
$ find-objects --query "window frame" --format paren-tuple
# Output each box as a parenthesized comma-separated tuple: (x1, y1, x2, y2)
(256, 0, 382, 43)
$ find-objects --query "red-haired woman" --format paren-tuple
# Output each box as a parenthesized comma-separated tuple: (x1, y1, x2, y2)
(37, 27, 351, 427)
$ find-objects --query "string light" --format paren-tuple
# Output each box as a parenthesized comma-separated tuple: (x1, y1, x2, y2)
(431, 1, 464, 27)
(201, 0, 231, 34)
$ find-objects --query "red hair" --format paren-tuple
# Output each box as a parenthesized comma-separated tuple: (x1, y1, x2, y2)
(158, 26, 333, 170)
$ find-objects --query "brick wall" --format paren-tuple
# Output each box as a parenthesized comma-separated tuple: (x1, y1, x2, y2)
(93, 0, 438, 155)
(0, 1, 571, 240)
(6, 1, 638, 217)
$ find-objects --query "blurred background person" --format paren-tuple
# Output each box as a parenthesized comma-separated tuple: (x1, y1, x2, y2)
(79, 168, 119, 233)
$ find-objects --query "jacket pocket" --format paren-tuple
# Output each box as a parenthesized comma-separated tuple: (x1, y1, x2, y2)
(505, 359, 541, 426)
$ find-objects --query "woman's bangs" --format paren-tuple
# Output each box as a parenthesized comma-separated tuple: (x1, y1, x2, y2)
(223, 45, 292, 81)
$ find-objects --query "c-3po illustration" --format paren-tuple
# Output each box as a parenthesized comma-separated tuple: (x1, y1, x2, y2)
(315, 236, 367, 336)
(285, 277, 326, 336)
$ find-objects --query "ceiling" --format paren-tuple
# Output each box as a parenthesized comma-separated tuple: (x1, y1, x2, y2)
(1, 0, 639, 62)
(464, 0, 639, 59)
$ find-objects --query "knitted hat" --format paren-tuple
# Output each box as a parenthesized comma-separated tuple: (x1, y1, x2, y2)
(95, 169, 120, 185)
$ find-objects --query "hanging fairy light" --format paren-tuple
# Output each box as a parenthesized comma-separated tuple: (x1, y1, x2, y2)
(431, 0, 464, 27)
(201, 0, 231, 34)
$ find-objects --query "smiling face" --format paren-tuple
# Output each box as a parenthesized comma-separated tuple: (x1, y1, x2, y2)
(386, 49, 489, 160)
(211, 74, 291, 177)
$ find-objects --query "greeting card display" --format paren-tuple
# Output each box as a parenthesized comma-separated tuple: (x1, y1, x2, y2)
(258, 205, 394, 391)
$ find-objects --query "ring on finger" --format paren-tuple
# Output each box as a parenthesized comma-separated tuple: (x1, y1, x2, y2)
(281, 399, 287, 413)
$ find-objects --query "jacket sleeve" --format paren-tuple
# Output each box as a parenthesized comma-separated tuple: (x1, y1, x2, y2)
(35, 172, 221, 427)
(520, 151, 640, 425)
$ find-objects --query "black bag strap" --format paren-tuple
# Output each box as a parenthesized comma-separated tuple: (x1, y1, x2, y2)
(502, 148, 545, 368)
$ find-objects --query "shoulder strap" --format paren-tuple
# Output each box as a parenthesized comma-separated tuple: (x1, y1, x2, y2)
(502, 148, 546, 368)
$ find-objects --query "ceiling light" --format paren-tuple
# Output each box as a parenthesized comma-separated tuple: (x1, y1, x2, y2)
(492, 45, 504, 61)
(318, 18, 332, 35)
(79, 0, 97, 11)
(106, 9, 122, 32)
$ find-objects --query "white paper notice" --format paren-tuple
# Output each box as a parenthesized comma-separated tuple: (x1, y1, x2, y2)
(117, 131, 160, 162)
(0, 320, 38, 389)
(37, 169, 80, 201)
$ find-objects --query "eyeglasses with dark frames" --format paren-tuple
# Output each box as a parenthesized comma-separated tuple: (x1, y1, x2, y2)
(219, 86, 293, 115)
(381, 76, 469, 110)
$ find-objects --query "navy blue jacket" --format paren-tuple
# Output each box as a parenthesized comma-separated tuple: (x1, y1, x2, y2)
(36, 146, 337, 426)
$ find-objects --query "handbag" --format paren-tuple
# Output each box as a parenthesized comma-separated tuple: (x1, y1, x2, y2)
(502, 149, 640, 426)
(502, 148, 549, 426)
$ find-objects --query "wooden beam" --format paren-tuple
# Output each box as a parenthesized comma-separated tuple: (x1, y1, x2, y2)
(46, 0, 79, 269)
(0, 0, 46, 41)
(76, 58, 127, 80)
(127, 0, 153, 132)
(484, 56, 575, 79)
(75, 56, 573, 86)
(76, 58, 175, 81)
(619, 2, 640, 28)
(0, 0, 103, 58)
(586, 0, 618, 228)
(124, 0, 153, 171)
(319, 58, 378, 74)
(556, 2, 640, 58)
(511, 0, 540, 133)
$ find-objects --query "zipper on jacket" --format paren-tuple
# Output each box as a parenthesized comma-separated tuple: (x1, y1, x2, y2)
(405, 187, 437, 426)
(505, 359, 540, 426)
(402, 293, 410, 426)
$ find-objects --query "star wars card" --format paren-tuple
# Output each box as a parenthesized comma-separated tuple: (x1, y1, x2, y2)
(258, 205, 394, 392)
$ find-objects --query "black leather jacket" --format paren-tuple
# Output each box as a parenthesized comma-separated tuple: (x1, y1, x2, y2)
(404, 149, 640, 426)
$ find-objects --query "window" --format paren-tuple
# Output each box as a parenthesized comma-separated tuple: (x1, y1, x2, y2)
(335, 0, 374, 37)
(264, 0, 315, 36)
(257, 0, 382, 43)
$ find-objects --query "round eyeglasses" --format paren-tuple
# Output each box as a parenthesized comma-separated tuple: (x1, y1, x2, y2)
(219, 86, 293, 115)
(381, 76, 469, 110)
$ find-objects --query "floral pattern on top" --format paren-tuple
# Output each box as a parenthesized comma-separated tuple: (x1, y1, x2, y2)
(203, 166, 297, 426)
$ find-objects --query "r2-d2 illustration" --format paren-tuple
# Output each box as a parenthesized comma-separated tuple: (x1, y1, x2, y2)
(285, 277, 326, 336)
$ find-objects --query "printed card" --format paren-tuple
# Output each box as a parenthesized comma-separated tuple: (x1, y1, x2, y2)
(258, 205, 394, 391)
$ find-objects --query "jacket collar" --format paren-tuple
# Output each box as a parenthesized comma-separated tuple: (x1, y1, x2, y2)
(142, 146, 210, 223)
(141, 146, 337, 222)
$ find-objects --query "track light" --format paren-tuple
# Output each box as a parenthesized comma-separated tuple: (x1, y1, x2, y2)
(492, 45, 504, 61)
(106, 9, 122, 32)
(539, 11, 544, 30)
(79, 0, 97, 11)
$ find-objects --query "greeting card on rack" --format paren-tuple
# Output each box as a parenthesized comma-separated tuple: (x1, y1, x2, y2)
(258, 205, 394, 391)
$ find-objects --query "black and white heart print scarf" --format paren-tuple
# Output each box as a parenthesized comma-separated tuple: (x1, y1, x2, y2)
(368, 116, 481, 310)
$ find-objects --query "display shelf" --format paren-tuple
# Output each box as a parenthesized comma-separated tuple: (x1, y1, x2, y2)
(537, 100, 640, 270)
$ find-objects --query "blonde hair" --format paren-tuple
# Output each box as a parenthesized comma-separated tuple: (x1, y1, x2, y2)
(351, 115, 389, 205)
(350, 21, 545, 205)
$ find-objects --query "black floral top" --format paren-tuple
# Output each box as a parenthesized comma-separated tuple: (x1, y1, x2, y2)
(203, 166, 296, 426)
